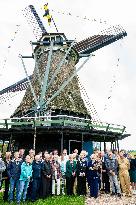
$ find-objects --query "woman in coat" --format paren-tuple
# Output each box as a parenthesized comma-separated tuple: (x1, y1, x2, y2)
(65, 154, 77, 195)
(18, 155, 32, 203)
(87, 154, 101, 198)
(51, 155, 61, 195)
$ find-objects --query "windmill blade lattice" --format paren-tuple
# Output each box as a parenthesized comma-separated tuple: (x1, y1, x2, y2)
(74, 25, 127, 55)
(22, 5, 47, 40)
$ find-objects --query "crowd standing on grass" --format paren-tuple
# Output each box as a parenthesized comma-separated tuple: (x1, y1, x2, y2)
(0, 148, 136, 204)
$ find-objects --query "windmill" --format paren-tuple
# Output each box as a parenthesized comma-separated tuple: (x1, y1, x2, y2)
(0, 5, 129, 153)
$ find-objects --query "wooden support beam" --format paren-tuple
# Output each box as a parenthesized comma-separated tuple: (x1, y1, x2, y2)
(81, 133, 84, 150)
(117, 139, 120, 152)
(104, 141, 106, 152)
(33, 119, 36, 150)
(61, 132, 64, 154)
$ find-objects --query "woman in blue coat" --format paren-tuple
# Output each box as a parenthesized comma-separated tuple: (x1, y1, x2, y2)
(18, 155, 32, 204)
(87, 154, 101, 198)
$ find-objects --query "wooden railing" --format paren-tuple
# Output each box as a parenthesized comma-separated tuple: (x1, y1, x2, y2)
(0, 115, 125, 134)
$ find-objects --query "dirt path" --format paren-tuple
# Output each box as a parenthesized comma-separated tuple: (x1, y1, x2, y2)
(85, 194, 136, 205)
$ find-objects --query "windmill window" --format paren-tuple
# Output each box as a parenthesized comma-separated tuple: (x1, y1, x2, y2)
(51, 37, 55, 42)
(43, 37, 50, 45)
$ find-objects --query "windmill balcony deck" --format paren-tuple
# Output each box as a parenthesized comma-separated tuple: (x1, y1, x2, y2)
(0, 115, 129, 143)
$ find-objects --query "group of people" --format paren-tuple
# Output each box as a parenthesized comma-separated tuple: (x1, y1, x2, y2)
(0, 147, 136, 204)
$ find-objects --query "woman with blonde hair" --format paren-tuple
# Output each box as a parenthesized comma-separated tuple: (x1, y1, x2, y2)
(51, 155, 61, 195)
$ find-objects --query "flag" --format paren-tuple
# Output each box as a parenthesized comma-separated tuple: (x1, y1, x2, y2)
(43, 3, 52, 25)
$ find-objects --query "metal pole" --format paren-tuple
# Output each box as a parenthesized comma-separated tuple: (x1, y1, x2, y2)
(39, 40, 54, 108)
(5, 119, 8, 129)
(2, 140, 4, 153)
(111, 142, 113, 150)
(9, 133, 12, 152)
(115, 140, 117, 150)
(33, 118, 36, 150)
(61, 132, 64, 154)
(104, 141, 106, 152)
(69, 140, 70, 155)
(19, 54, 39, 108)
(30, 41, 42, 84)
(81, 133, 84, 150)
(112, 142, 115, 150)
(100, 142, 102, 151)
(117, 139, 119, 152)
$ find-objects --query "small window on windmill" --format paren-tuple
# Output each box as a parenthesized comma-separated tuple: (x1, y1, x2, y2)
(43, 37, 50, 45)
(51, 36, 55, 42)
(56, 36, 63, 45)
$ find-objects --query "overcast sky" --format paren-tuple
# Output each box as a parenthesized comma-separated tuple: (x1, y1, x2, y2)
(0, 0, 136, 150)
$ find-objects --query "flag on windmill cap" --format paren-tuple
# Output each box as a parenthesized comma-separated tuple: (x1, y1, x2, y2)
(43, 3, 52, 25)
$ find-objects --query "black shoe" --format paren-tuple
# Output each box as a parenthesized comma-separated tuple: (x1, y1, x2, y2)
(111, 192, 116, 196)
(117, 193, 121, 198)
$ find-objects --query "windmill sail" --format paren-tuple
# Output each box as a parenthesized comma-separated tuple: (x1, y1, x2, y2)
(74, 25, 127, 55)
(22, 5, 47, 40)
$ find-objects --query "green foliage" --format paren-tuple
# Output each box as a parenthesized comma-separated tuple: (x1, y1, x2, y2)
(0, 194, 85, 205)
(128, 150, 136, 156)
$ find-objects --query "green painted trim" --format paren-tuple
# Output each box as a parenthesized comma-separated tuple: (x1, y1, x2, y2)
(0, 118, 125, 134)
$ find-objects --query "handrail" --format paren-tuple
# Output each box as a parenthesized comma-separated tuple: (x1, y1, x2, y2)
(0, 115, 125, 134)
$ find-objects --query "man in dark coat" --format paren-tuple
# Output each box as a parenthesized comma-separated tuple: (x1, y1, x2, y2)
(7, 151, 22, 203)
(76, 153, 87, 196)
(31, 155, 42, 202)
(41, 154, 52, 198)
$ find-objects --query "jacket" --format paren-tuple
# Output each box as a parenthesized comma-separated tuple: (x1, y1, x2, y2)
(20, 162, 32, 182)
(32, 161, 42, 179)
(77, 159, 87, 177)
(105, 157, 118, 175)
(65, 160, 77, 178)
(87, 160, 100, 179)
(130, 159, 136, 171)
(51, 160, 61, 179)
(42, 160, 52, 177)
(118, 157, 130, 173)
(7, 159, 22, 180)
(2, 159, 10, 179)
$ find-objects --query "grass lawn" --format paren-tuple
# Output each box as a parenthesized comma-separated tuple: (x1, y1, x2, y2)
(0, 193, 85, 205)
